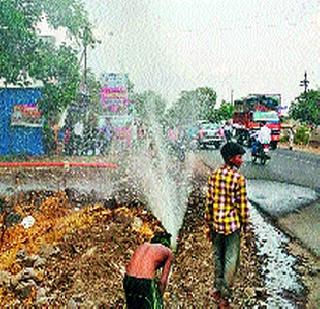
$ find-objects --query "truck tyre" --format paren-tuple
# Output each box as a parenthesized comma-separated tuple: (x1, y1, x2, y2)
(270, 141, 277, 150)
(260, 151, 268, 165)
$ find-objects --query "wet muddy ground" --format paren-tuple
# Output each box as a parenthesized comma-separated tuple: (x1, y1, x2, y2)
(0, 162, 319, 307)
(0, 186, 265, 307)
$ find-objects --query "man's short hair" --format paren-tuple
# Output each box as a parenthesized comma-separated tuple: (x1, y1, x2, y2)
(220, 142, 245, 163)
(150, 231, 172, 248)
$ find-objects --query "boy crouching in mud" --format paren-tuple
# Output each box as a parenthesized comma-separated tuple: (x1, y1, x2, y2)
(123, 231, 173, 308)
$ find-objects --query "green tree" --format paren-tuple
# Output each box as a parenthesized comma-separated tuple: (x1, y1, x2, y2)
(290, 90, 320, 126)
(133, 90, 167, 126)
(171, 90, 198, 125)
(216, 100, 234, 121)
(0, 0, 94, 84)
(0, 0, 96, 152)
(169, 87, 217, 125)
(195, 87, 217, 120)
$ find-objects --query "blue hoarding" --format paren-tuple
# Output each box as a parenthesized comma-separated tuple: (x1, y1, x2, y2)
(0, 88, 44, 156)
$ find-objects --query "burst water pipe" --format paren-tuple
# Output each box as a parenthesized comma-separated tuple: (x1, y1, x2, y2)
(0, 162, 118, 168)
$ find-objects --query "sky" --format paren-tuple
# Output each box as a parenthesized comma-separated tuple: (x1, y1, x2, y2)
(48, 0, 320, 107)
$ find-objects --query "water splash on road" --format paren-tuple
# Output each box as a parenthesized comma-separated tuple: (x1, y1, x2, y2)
(250, 198, 305, 307)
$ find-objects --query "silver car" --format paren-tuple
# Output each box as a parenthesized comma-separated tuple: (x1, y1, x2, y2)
(198, 122, 225, 149)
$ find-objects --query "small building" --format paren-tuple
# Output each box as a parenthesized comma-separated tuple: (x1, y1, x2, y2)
(0, 87, 44, 156)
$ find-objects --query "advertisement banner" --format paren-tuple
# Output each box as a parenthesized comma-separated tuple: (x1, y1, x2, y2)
(11, 104, 42, 127)
(100, 73, 130, 111)
(99, 73, 133, 145)
(98, 114, 133, 144)
(98, 114, 133, 129)
(101, 73, 129, 88)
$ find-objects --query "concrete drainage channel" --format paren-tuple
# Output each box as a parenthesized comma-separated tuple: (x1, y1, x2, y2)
(247, 180, 319, 308)
(250, 205, 304, 307)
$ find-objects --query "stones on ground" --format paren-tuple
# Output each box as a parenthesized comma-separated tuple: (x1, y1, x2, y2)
(15, 279, 37, 299)
(132, 216, 143, 230)
(244, 287, 256, 298)
(0, 270, 11, 288)
(39, 244, 61, 259)
(68, 298, 78, 308)
(16, 249, 27, 261)
(16, 250, 46, 268)
(0, 184, 298, 306)
(308, 266, 320, 277)
(5, 211, 22, 226)
(103, 197, 118, 209)
(36, 287, 48, 305)
(34, 257, 46, 268)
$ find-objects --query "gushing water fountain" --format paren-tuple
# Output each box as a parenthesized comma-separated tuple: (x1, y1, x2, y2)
(125, 95, 194, 248)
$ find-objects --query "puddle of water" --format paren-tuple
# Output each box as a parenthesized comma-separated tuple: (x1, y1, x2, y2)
(251, 205, 304, 308)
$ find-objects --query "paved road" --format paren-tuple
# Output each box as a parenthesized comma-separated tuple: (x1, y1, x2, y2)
(198, 146, 320, 191)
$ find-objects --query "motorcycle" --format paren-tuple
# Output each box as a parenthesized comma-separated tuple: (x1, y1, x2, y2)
(177, 143, 186, 161)
(174, 141, 186, 161)
(251, 141, 270, 165)
(167, 140, 186, 161)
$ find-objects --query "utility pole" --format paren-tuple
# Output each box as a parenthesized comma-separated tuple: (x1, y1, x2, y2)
(300, 71, 309, 94)
(82, 26, 90, 94)
(84, 43, 87, 91)
(231, 89, 234, 105)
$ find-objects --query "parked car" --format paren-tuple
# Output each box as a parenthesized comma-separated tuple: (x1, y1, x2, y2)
(198, 122, 225, 149)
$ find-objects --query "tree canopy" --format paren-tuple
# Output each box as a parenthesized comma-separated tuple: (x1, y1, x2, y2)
(0, 0, 96, 152)
(0, 0, 94, 85)
(132, 90, 167, 126)
(210, 100, 234, 122)
(290, 90, 320, 126)
(167, 87, 217, 125)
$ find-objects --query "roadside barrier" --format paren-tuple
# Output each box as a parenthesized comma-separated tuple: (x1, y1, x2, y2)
(0, 162, 118, 168)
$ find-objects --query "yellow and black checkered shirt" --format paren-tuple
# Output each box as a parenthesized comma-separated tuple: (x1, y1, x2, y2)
(205, 164, 249, 235)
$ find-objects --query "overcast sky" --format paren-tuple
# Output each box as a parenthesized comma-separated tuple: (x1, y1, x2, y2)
(78, 0, 320, 106)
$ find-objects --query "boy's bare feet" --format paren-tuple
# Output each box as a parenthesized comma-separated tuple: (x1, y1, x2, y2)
(209, 289, 221, 303)
(218, 298, 232, 309)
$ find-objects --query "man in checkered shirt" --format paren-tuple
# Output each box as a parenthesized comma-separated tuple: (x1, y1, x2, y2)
(205, 142, 250, 309)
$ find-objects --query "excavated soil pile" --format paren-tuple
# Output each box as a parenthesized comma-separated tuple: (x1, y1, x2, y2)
(0, 190, 164, 306)
(0, 187, 267, 307)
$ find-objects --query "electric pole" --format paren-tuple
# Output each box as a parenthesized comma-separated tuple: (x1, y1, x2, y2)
(231, 89, 234, 105)
(84, 43, 87, 90)
(300, 71, 309, 94)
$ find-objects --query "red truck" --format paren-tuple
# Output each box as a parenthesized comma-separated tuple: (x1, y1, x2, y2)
(232, 94, 281, 149)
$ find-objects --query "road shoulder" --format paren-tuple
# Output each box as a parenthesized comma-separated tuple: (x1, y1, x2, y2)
(277, 200, 320, 257)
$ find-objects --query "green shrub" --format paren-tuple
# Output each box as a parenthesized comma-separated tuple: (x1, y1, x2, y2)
(294, 125, 310, 145)
(280, 135, 289, 143)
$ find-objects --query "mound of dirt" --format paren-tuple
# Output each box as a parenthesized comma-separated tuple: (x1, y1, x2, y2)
(0, 188, 267, 307)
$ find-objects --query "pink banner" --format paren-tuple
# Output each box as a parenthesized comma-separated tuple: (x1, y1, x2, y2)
(100, 87, 127, 101)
